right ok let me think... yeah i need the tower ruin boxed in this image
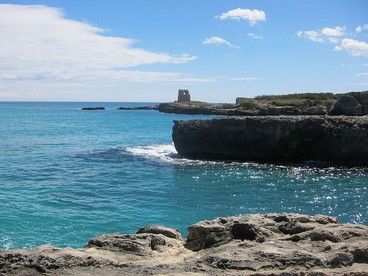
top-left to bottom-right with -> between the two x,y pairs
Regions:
177,89 -> 191,102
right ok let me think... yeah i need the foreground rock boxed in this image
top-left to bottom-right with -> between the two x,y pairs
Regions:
173,115 -> 368,165
1,214 -> 367,275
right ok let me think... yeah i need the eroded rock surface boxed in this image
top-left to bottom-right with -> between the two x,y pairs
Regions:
1,214 -> 367,275
329,95 -> 363,116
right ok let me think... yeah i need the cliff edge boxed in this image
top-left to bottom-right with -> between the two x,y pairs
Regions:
173,116 -> 368,165
1,213 -> 367,275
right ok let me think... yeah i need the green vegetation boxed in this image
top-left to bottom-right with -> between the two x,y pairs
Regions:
235,98 -> 260,110
176,101 -> 213,107
217,103 -> 235,109
236,92 -> 338,111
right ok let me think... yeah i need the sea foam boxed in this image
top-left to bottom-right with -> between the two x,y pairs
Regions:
125,144 -> 180,163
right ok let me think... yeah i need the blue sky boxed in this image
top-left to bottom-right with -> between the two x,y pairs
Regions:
0,0 -> 367,102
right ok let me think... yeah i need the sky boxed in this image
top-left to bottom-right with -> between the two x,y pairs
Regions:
0,0 -> 367,102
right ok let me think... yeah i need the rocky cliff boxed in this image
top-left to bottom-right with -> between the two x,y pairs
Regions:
173,116 -> 368,165
1,213 -> 367,275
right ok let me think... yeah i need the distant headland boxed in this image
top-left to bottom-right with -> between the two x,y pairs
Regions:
92,89 -> 368,116
156,89 -> 368,116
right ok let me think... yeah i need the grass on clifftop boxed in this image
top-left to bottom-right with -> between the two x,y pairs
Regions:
236,92 -> 339,110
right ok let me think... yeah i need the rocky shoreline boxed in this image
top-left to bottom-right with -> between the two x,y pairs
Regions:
1,213 -> 367,275
173,115 -> 368,165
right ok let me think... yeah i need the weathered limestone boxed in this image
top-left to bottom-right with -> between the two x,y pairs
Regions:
1,213 -> 367,275
329,92 -> 368,116
351,92 -> 368,114
186,213 -> 368,272
329,95 -> 363,116
136,225 -> 182,240
172,116 -> 368,165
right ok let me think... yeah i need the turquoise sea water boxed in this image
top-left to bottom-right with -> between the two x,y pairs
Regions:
0,101 -> 367,250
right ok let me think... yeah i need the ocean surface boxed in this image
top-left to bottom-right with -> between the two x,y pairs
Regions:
0,101 -> 367,250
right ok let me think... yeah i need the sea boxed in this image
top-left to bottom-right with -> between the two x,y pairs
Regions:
0,101 -> 367,250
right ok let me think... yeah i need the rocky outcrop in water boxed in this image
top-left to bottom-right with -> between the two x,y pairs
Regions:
156,102 -> 223,115
117,105 -> 158,110
81,107 -> 105,110
1,214 -> 367,275
173,116 -> 368,165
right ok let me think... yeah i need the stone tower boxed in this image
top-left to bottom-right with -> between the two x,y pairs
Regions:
178,89 -> 191,102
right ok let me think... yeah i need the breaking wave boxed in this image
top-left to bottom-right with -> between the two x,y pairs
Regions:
125,144 -> 179,163
124,144 -> 221,166
73,144 -> 187,164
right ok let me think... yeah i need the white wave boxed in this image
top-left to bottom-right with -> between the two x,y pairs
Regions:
1,236 -> 13,251
125,144 -> 179,163
124,143 -> 221,165
124,144 -> 263,167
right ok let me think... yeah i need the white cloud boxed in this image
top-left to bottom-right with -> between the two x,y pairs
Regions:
203,36 -> 240,49
321,27 -> 345,37
231,77 -> 264,81
334,38 -> 368,57
298,25 -> 368,57
357,72 -> 368,77
248,33 -> 263,39
0,4 -> 197,83
356,24 -> 368,33
216,8 -> 266,26
73,70 -> 196,82
297,26 -> 345,43
349,82 -> 368,87
297,30 -> 324,43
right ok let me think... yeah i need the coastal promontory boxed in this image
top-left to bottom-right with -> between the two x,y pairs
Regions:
1,213 -> 367,275
173,115 -> 368,165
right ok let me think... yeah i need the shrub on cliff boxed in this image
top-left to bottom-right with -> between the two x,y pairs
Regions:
255,93 -> 337,109
237,93 -> 337,112
235,98 -> 261,110
217,103 -> 235,109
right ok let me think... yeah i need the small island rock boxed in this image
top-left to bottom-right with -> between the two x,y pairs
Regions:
81,107 -> 105,110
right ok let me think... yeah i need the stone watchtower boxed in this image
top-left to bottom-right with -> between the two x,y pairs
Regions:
177,89 -> 191,102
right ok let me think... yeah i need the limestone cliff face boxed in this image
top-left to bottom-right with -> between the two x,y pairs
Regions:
172,116 -> 368,164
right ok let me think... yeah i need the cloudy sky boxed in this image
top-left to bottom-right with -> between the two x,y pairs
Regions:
0,0 -> 367,102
